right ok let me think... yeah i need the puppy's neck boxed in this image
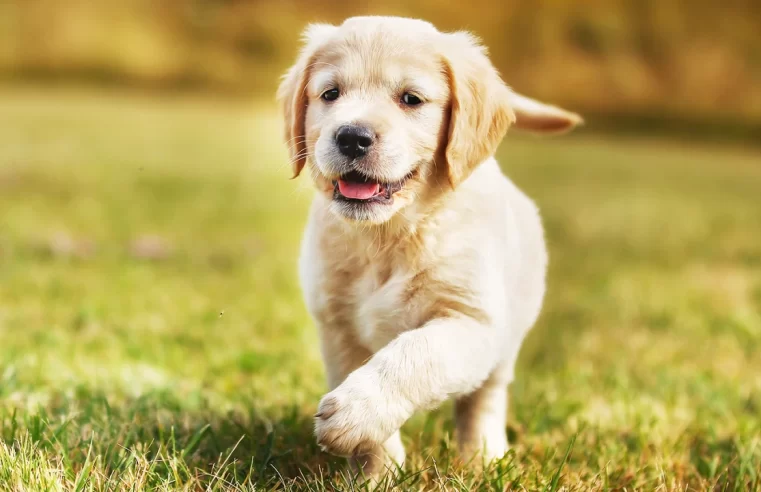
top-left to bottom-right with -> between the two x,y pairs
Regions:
339,212 -> 421,244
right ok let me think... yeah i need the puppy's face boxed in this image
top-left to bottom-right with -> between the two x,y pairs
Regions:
305,21 -> 448,223
279,17 -> 581,224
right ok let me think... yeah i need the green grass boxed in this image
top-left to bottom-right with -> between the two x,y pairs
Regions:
1,84 -> 760,491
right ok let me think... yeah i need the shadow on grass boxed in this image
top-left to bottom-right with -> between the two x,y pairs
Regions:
0,390 -> 542,490
0,389 -> 344,488
3,387 -> 760,490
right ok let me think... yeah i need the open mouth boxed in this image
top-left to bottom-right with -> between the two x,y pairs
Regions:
332,170 -> 408,204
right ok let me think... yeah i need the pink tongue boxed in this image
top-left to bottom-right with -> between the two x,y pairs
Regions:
338,180 -> 380,200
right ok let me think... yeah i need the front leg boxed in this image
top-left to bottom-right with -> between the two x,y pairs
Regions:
316,314 -> 501,457
454,365 -> 511,462
316,326 -> 405,477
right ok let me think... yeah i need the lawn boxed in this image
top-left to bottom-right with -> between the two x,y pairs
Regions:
1,85 -> 760,491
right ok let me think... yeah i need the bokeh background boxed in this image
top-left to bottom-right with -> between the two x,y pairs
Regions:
3,0 -> 761,137
1,1 -> 760,490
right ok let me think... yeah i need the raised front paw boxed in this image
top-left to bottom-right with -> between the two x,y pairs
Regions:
314,371 -> 407,457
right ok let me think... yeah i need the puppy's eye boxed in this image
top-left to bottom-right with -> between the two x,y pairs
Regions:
401,93 -> 422,106
321,88 -> 340,102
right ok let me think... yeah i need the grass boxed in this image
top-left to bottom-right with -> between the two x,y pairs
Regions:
0,84 -> 760,491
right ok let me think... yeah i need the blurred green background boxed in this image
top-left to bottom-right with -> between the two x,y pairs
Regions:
1,2 -> 761,490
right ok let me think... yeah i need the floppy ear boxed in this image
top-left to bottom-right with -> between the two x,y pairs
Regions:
508,92 -> 583,134
442,32 -> 515,187
277,24 -> 337,178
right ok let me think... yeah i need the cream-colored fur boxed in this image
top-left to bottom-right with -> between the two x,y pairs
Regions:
278,16 -> 581,478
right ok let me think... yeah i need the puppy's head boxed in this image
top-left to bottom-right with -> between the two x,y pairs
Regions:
279,16 -> 582,224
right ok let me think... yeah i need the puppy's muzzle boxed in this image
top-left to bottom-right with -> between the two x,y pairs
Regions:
335,124 -> 374,159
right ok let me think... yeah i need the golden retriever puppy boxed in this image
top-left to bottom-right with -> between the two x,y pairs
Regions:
278,16 -> 581,477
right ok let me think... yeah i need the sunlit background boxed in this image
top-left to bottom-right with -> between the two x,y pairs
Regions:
1,1 -> 760,490
3,1 -> 761,133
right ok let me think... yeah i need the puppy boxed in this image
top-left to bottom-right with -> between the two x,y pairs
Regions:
278,16 -> 581,477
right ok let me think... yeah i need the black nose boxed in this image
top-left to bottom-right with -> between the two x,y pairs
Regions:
335,125 -> 374,159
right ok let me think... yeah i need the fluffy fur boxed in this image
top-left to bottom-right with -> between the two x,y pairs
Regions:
278,16 -> 581,478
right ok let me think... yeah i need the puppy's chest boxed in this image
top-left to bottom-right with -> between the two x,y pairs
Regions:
346,269 -> 423,352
